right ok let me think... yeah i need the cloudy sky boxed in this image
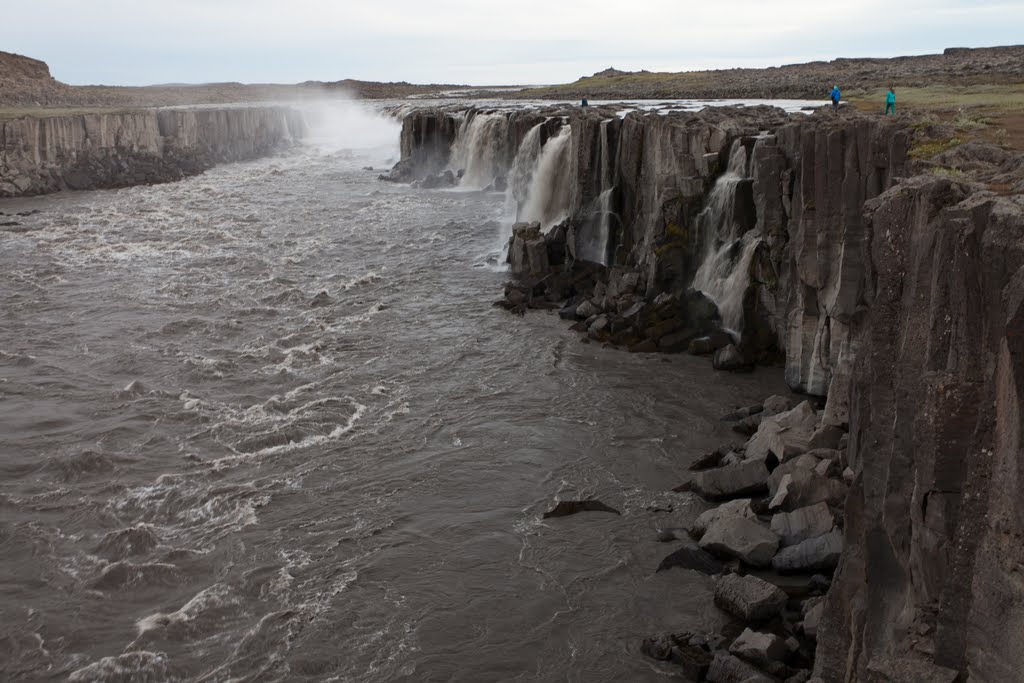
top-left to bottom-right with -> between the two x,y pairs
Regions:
4,0 -> 1022,86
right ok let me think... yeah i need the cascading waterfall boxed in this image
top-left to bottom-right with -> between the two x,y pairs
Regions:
503,122 -> 545,222
691,139 -> 761,333
449,112 -> 509,188
516,125 -> 572,229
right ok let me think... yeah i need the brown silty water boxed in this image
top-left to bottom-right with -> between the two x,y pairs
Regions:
0,103 -> 789,681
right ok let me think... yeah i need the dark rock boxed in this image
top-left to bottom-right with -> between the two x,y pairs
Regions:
706,652 -> 774,683
684,459 -> 770,500
729,628 -> 790,667
691,498 -> 758,538
721,405 -> 765,422
542,500 -> 621,518
688,330 -> 734,355
714,573 -> 788,622
700,516 -> 781,567
656,543 -> 727,575
864,655 -> 958,683
770,503 -> 836,547
713,344 -> 754,372
771,530 -> 843,573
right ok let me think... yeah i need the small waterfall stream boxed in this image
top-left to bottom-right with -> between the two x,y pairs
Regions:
691,139 -> 761,333
577,119 -> 617,266
504,122 -> 545,222
449,112 -> 509,188
515,124 -> 572,229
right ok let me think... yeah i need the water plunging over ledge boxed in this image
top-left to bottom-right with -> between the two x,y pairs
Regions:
691,139 -> 760,334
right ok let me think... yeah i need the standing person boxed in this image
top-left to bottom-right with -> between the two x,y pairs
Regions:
885,86 -> 896,115
830,85 -> 841,112
581,96 -> 589,108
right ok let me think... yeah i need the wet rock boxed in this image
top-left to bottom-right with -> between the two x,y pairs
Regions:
706,652 -> 774,683
772,530 -> 843,573
657,543 -> 727,575
713,344 -> 753,372
730,628 -> 789,667
641,634 -> 714,679
714,573 -> 789,622
657,328 -> 698,352
683,459 -> 770,500
690,498 -> 758,538
627,338 -> 658,353
700,517 -> 780,567
689,445 -> 734,471
542,500 -> 621,518
770,502 -> 835,547
688,330 -> 734,355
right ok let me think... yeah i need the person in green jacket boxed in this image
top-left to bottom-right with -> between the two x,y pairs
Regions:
885,86 -> 896,115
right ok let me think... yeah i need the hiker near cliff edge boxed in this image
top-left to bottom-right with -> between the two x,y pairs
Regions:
830,85 -> 841,112
885,86 -> 896,114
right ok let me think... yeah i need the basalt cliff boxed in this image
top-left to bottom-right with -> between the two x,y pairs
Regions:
0,107 -> 305,198
385,104 -> 1024,681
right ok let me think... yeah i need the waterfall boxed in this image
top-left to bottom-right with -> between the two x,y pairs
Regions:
576,120 -> 617,266
577,188 -> 614,265
516,125 -> 571,229
449,112 -> 509,188
504,122 -> 544,221
691,139 -> 760,333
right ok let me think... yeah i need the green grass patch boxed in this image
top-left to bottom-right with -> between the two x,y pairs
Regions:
909,137 -> 964,159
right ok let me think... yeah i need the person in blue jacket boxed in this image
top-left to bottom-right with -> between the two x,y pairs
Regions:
885,86 -> 896,114
830,85 -> 841,111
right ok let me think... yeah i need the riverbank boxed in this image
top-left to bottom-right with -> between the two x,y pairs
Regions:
387,102 -> 1024,680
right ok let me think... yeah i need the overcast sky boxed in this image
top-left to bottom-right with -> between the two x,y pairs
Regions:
4,0 -> 1022,86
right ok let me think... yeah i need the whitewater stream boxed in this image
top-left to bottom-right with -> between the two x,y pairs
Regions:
0,103 -> 788,682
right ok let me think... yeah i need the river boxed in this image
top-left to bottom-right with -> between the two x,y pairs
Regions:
0,102 -> 788,682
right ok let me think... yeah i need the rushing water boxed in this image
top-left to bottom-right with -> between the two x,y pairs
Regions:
0,105 -> 788,682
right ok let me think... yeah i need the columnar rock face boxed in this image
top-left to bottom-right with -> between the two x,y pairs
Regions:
0,106 -> 305,197
814,176 -> 1024,682
391,106 -> 1024,680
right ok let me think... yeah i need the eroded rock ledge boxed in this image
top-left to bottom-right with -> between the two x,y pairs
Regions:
389,104 -> 1024,681
0,106 -> 306,197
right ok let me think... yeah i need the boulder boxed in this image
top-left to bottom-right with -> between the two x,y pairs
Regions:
808,423 -> 844,451
713,344 -> 753,372
575,299 -> 598,319
770,503 -> 835,547
688,330 -> 734,355
700,517 -> 780,567
767,454 -> 821,497
657,544 -> 727,575
768,470 -> 848,511
715,574 -> 789,622
729,628 -> 789,667
542,500 -> 620,518
690,498 -> 758,538
763,395 -> 795,416
685,459 -> 770,500
771,530 -> 843,573
707,653 -> 774,683
745,401 -> 819,464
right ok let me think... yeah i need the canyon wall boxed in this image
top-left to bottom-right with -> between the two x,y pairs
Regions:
391,105 -> 1024,681
0,106 -> 306,197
